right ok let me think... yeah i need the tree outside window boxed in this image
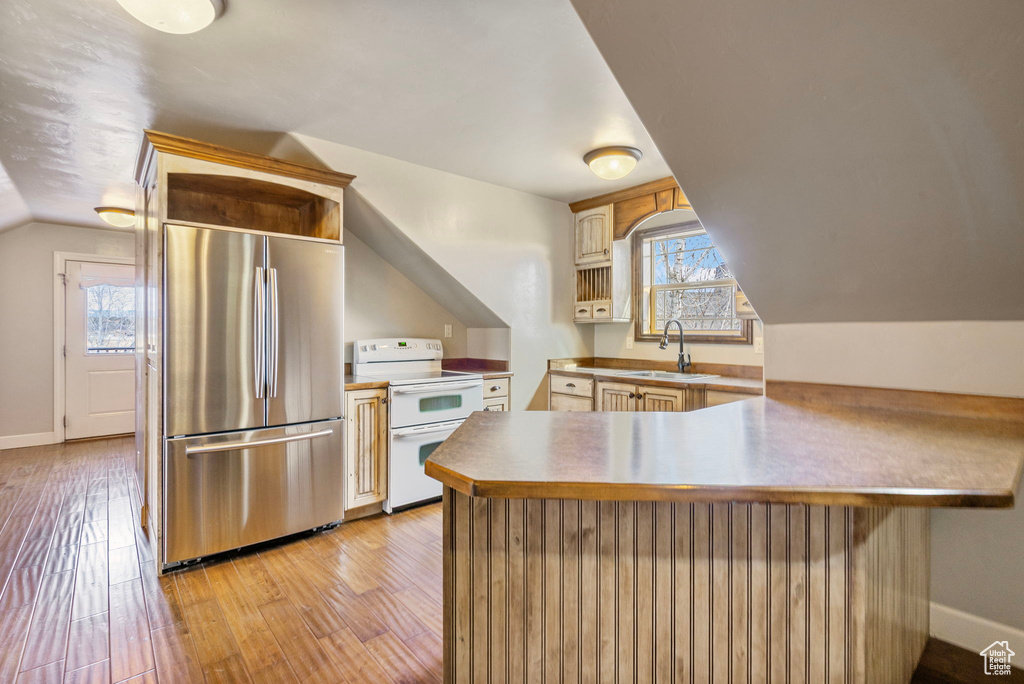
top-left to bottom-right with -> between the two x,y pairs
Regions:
85,283 -> 135,353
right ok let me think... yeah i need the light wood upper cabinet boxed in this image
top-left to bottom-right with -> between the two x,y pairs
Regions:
572,203 -> 632,323
574,205 -> 613,266
345,388 -> 388,511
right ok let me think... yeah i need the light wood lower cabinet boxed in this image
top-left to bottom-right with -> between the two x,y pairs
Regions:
550,393 -> 593,411
595,381 -> 638,411
483,397 -> 508,412
551,373 -> 743,413
639,385 -> 685,412
482,376 -> 511,411
706,389 -> 754,407
596,381 -> 698,412
345,388 -> 388,511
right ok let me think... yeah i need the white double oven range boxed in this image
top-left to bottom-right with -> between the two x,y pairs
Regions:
353,338 -> 483,512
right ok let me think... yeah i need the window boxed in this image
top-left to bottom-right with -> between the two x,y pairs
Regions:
84,280 -> 135,354
633,221 -> 752,344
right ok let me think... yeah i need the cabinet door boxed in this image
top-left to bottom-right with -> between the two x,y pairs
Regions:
638,385 -> 684,412
550,393 -> 593,412
574,205 -> 613,265
483,397 -> 508,412
706,390 -> 753,408
596,381 -> 637,411
345,388 -> 388,511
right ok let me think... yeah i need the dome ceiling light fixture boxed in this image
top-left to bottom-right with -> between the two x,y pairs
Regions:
115,0 -> 223,34
583,146 -> 643,180
95,207 -> 136,228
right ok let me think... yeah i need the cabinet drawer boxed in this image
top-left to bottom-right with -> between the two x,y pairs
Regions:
591,300 -> 613,319
550,375 -> 593,397
484,378 -> 509,398
550,393 -> 593,411
483,397 -> 508,412
574,303 -> 592,320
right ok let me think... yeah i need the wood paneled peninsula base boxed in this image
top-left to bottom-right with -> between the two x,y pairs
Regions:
425,403 -> 1024,683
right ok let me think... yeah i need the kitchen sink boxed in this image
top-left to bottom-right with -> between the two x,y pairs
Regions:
616,370 -> 717,380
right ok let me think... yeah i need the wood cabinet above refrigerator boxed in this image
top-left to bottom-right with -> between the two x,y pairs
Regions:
133,130 -> 355,574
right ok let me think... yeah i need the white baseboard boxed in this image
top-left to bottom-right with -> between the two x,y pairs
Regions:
0,431 -> 59,451
931,602 -> 1024,653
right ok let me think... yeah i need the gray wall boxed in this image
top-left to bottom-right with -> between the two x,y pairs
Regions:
569,0 -> 1024,325
0,222 -> 134,439
344,229 -> 470,361
569,0 -> 1024,632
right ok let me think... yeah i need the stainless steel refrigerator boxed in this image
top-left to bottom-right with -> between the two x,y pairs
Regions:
162,225 -> 344,566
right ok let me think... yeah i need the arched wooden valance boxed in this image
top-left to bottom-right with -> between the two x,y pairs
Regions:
567,177 -> 691,240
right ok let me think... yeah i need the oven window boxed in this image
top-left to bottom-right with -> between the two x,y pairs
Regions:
419,441 -> 443,466
419,395 -> 463,412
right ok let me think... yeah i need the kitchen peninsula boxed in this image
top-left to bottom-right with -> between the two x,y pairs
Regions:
425,397 -> 1024,683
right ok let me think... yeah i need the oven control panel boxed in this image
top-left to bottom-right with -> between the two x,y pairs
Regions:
352,338 -> 444,364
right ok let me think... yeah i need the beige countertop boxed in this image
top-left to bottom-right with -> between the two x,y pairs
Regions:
346,369 -> 511,391
344,374 -> 390,391
550,366 -> 763,395
467,369 -> 514,380
425,398 -> 1024,508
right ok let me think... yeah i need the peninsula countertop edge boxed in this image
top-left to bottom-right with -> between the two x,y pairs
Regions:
424,398 -> 1024,508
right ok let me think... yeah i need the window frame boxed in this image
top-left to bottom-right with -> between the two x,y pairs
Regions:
632,221 -> 753,345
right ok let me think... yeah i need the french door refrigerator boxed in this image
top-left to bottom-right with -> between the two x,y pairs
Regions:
162,224 -> 344,566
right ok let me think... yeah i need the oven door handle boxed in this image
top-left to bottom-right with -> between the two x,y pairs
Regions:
393,423 -> 462,438
392,381 -> 483,395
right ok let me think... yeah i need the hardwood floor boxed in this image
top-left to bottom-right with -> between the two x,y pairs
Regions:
0,437 -> 1017,683
0,437 -> 443,683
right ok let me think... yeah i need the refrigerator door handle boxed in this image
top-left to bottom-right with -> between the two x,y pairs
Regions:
268,267 -> 280,397
254,266 -> 266,399
184,428 -> 334,455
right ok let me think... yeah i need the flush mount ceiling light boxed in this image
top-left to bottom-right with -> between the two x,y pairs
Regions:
115,0 -> 223,34
583,146 -> 643,180
95,207 -> 136,228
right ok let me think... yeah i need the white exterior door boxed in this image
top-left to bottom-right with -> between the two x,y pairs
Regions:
65,261 -> 136,439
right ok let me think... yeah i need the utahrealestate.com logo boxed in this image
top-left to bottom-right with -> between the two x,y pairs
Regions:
980,641 -> 1015,676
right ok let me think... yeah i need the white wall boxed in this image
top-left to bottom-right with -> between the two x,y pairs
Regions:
467,328 -> 511,362
344,230 -> 468,362
765,321 -> 1024,631
294,134 -> 594,409
0,222 -> 134,442
765,322 -> 1024,397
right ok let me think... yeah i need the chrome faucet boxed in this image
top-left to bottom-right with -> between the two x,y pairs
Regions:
659,319 -> 691,374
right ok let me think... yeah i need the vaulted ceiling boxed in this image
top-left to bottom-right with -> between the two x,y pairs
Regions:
570,0 -> 1024,323
0,0 -> 671,232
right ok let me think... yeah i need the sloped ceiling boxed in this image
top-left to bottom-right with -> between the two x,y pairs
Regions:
569,0 -> 1024,323
0,0 -> 671,231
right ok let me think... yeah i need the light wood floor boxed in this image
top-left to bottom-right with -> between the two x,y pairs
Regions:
0,437 -> 444,683
2,437 -> 1015,684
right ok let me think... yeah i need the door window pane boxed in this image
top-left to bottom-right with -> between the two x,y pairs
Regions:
85,283 -> 135,354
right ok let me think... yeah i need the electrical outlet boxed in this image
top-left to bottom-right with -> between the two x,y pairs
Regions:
625,336 -> 634,350
754,337 -> 764,354
444,324 -> 452,338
